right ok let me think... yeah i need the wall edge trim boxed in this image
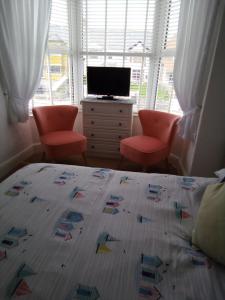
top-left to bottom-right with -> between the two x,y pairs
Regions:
0,143 -> 41,181
170,153 -> 187,176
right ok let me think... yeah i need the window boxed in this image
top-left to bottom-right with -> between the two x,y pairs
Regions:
50,65 -> 61,73
32,0 -> 72,108
132,69 -> 141,80
81,0 -> 181,113
32,0 -> 181,115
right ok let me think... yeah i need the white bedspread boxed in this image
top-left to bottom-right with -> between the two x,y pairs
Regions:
0,163 -> 224,300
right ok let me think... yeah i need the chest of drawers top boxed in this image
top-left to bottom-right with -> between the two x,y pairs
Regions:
81,98 -> 135,116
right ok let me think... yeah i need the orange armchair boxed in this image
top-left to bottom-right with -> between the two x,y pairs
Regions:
32,105 -> 87,163
120,109 -> 180,171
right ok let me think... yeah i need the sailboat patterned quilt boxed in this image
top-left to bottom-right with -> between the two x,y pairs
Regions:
0,163 -> 224,300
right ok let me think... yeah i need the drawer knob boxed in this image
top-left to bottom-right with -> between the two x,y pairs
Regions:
91,108 -> 94,112
119,109 -> 123,113
118,122 -> 122,126
91,121 -> 95,125
118,135 -> 122,139
91,133 -> 95,137
91,145 -> 95,149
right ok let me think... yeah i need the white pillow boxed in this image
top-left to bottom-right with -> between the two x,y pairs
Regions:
214,168 -> 225,182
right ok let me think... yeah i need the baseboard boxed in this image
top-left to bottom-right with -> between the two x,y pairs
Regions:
0,143 -> 42,181
32,142 -> 42,155
0,144 -> 186,181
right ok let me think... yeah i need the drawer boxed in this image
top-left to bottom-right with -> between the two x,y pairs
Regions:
83,117 -> 131,130
87,140 -> 121,154
83,102 -> 132,116
84,129 -> 130,142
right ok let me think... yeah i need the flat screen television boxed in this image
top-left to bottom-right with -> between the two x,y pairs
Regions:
87,66 -> 131,100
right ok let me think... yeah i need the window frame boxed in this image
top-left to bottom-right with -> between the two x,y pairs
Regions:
77,0 -> 180,112
32,0 -> 181,115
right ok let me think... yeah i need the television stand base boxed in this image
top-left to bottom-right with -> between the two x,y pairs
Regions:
98,95 -> 115,100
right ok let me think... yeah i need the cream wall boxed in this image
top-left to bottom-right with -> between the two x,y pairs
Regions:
1,11 -> 225,179
178,10 -> 225,177
0,90 -> 223,181
188,10 -> 225,176
0,87 -> 34,177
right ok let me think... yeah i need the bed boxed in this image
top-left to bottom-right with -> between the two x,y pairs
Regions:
0,163 -> 224,299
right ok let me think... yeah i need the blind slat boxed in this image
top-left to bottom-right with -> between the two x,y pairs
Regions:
49,0 -> 70,50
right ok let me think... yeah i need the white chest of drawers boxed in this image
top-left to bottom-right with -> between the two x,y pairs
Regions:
81,98 -> 135,158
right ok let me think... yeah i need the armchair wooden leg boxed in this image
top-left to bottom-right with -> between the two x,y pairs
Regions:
142,166 -> 148,172
165,158 -> 170,172
41,151 -> 46,162
82,153 -> 87,166
118,155 -> 124,170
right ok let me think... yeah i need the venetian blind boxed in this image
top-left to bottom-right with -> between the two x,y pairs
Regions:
48,0 -> 70,51
81,0 -> 181,113
155,0 -> 180,112
32,0 -> 73,107
82,0 -> 158,55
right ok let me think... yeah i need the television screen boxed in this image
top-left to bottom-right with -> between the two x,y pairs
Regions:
87,66 -> 131,99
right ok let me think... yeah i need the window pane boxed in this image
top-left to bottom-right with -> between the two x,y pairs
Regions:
107,0 -> 126,52
164,0 -> 180,50
81,0 -> 181,114
33,53 -> 72,107
83,55 -> 149,107
126,1 -> 147,52
82,0 -> 157,54
32,56 -> 51,107
50,54 -> 71,105
49,0 -> 69,50
87,55 -> 105,67
145,1 -> 156,53
155,56 -> 182,114
84,0 -> 106,52
32,0 -> 181,114
105,56 -> 123,67
32,0 -> 71,108
125,56 -> 150,109
83,55 -> 105,96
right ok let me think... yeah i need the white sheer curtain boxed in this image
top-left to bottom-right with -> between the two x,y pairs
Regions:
0,0 -> 52,123
174,0 -> 225,140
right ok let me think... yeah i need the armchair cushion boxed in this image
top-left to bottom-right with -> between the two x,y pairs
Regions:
41,131 -> 86,146
33,106 -> 87,160
119,109 -> 180,168
41,131 -> 86,159
120,135 -> 168,166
